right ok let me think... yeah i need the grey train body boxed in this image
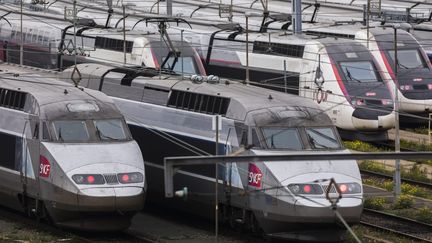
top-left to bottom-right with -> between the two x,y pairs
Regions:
0,64 -> 146,231
55,63 -> 363,241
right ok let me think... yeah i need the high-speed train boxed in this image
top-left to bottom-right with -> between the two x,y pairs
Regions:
168,27 -> 396,140
55,62 -> 362,241
0,11 -> 206,75
293,23 -> 432,117
0,63 -> 146,231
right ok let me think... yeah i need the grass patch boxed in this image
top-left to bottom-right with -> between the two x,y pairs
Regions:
363,177 -> 432,200
400,139 -> 432,151
343,140 -> 384,152
359,160 -> 391,175
364,198 -> 387,210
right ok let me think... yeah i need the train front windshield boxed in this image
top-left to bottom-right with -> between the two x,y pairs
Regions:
51,119 -> 129,142
162,56 -> 198,75
262,128 -> 303,149
260,127 -> 342,150
388,49 -> 427,69
340,61 -> 380,83
305,127 -> 341,149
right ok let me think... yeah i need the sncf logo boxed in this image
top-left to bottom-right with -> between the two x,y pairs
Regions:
39,156 -> 51,178
248,163 -> 263,188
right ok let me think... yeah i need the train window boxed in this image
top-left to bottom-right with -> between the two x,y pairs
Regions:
388,49 -> 427,69
42,122 -> 50,140
261,127 -> 303,150
94,119 -> 128,141
305,127 -> 340,149
251,128 -> 260,148
339,61 -> 379,83
0,132 -> 16,170
52,120 -> 89,142
162,56 -> 198,75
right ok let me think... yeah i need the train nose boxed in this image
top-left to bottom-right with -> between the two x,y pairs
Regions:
352,109 -> 395,131
78,187 -> 145,211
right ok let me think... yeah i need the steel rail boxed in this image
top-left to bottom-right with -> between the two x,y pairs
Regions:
361,208 -> 432,242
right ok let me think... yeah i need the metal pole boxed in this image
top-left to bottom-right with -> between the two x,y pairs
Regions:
181,30 -> 184,80
366,0 -> 370,48
292,0 -> 302,34
123,4 -> 126,65
245,16 -> 249,84
20,0 -> 23,65
284,60 -> 287,93
215,115 -> 219,243
73,0 -> 77,68
159,27 -> 162,79
394,27 -> 401,198
167,0 -> 172,16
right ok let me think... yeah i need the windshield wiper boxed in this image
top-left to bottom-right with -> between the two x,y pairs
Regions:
96,126 -> 118,141
58,127 -> 64,141
345,68 -> 362,83
270,134 -> 276,149
398,62 -> 411,69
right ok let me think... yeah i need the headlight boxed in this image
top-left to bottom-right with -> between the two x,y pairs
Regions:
72,174 -> 105,185
118,172 -> 143,184
338,182 -> 362,194
288,183 -> 323,195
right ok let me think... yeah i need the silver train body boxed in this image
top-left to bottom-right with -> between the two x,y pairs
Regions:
0,63 -> 146,231
55,63 -> 363,241
0,10 -> 206,75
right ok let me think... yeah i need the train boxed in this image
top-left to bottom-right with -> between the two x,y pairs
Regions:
0,63 -> 146,231
167,26 -> 396,140
0,10 -> 206,75
295,23 -> 432,118
54,62 -> 362,241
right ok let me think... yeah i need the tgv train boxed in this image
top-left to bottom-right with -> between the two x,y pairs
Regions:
0,12 -> 206,75
0,63 -> 145,231
56,63 -> 363,241
297,23 -> 432,116
166,26 -> 396,140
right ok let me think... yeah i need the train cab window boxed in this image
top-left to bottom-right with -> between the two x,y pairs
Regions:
340,61 -> 380,83
93,119 -> 128,141
52,120 -> 89,142
305,127 -> 341,149
162,56 -> 198,75
42,122 -> 50,140
261,127 -> 303,150
388,49 -> 427,69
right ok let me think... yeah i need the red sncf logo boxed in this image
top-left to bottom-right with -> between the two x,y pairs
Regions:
39,156 -> 51,178
248,163 -> 263,188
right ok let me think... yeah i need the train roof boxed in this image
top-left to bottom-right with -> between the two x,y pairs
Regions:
61,63 -> 332,126
0,63 -> 121,120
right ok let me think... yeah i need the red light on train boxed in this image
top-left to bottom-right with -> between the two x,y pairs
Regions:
87,175 -> 95,184
121,174 -> 130,183
339,184 -> 348,193
303,185 -> 311,193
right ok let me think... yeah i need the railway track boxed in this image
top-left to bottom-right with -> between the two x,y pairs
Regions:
0,205 -> 147,243
361,208 -> 432,242
361,169 -> 432,189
